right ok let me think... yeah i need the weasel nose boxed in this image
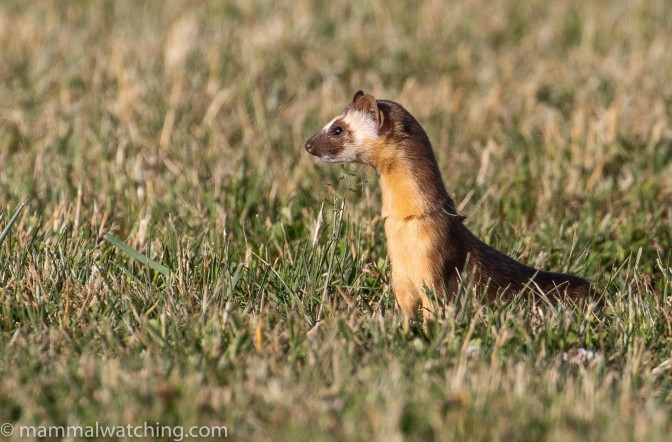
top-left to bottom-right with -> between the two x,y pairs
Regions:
304,140 -> 315,154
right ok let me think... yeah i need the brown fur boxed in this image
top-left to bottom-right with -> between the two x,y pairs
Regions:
305,91 -> 594,320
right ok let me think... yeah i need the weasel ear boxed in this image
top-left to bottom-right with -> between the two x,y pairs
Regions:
352,91 -> 383,129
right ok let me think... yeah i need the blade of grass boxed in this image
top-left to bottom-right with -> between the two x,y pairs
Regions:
0,201 -> 26,247
103,232 -> 170,276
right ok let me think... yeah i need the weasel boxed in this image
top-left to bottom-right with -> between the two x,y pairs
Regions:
305,90 -> 593,320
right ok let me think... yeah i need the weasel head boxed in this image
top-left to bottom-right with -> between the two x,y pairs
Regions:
304,90 -> 390,165
305,90 -> 452,218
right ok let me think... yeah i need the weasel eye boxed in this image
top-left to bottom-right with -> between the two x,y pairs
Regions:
331,126 -> 343,136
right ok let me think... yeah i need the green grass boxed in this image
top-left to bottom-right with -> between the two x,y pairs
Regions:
1,0 -> 672,440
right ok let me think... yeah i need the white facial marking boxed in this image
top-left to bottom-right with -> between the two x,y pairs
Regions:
321,115 -> 341,133
320,151 -> 358,163
342,110 -> 378,144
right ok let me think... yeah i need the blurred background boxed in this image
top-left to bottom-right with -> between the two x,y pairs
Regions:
2,1 -> 672,438
2,1 -> 671,263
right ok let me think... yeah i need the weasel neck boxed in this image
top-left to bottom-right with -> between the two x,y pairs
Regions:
377,155 -> 453,220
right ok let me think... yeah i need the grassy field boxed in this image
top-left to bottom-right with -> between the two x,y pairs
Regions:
1,0 -> 672,440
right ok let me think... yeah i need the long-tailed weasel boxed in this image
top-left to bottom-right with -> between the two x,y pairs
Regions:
305,90 -> 593,320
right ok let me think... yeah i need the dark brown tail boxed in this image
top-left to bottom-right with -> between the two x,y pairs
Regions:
458,225 -> 594,302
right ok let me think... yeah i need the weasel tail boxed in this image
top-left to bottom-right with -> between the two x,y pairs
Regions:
305,91 -> 594,321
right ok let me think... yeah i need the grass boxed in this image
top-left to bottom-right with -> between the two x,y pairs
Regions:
1,0 -> 672,440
